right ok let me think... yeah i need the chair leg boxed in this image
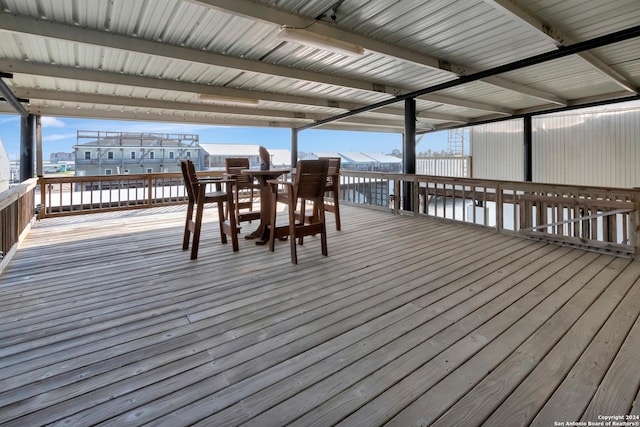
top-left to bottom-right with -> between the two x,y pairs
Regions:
333,189 -> 341,231
183,199 -> 194,250
269,191 -> 278,252
234,187 -> 241,227
288,201 -> 298,264
319,204 -> 328,256
217,199 -> 228,244
298,199 -> 306,246
227,196 -> 239,252
191,201 -> 204,260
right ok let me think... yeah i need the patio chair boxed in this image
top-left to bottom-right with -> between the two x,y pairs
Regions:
268,159 -> 329,264
225,157 -> 260,226
319,156 -> 342,231
181,160 -> 239,259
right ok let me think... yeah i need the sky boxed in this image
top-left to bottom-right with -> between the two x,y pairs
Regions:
0,113 -> 450,160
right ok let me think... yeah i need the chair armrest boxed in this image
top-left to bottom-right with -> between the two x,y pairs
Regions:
267,179 -> 291,186
268,179 -> 293,197
199,177 -> 235,184
197,177 -> 234,192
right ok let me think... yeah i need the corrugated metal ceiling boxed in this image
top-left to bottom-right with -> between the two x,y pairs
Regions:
0,0 -> 638,134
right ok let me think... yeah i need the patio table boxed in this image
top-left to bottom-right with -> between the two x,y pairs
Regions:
240,168 -> 290,244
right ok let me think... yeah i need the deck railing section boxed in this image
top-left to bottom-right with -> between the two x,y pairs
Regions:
340,171 -> 640,257
0,178 -> 38,271
31,171 -> 640,257
38,171 -> 224,218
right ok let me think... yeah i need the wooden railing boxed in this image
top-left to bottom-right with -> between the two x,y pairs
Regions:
38,171 -> 224,218
0,178 -> 38,272
340,171 -> 640,258
31,171 -> 640,258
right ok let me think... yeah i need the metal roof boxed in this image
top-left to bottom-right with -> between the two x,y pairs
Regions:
199,143 -> 260,156
0,0 -> 638,134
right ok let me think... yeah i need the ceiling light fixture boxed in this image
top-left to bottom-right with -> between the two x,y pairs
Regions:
277,27 -> 365,58
198,93 -> 259,105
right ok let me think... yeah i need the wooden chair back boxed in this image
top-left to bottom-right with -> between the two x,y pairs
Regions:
181,158 -> 199,202
318,157 -> 342,230
293,159 -> 329,201
320,157 -> 341,180
225,157 -> 253,188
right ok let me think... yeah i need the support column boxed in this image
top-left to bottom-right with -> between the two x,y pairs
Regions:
403,98 -> 416,211
524,114 -> 532,182
36,115 -> 43,177
20,114 -> 35,182
291,128 -> 299,167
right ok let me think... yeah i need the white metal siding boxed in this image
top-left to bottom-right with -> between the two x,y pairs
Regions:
471,120 -> 524,181
471,104 -> 640,187
534,106 -> 640,187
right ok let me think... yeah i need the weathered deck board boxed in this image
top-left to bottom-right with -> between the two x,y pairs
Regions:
0,205 -> 639,426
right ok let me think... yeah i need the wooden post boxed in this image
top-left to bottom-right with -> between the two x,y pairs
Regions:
413,176 -> 419,217
496,184 -> 503,233
147,175 -> 153,207
39,177 -> 46,219
394,179 -> 401,214
630,198 -> 640,257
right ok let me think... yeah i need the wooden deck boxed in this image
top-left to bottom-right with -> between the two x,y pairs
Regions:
1,204 -> 640,426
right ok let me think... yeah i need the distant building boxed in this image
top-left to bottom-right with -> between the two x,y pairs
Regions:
199,144 -> 291,170
50,152 -> 74,162
74,131 -> 200,176
306,151 -> 401,172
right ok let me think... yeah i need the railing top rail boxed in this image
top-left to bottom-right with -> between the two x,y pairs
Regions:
39,171 -> 224,184
340,171 -> 640,197
0,178 -> 38,211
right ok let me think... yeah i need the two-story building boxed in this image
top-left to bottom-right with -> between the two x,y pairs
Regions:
74,131 -> 200,176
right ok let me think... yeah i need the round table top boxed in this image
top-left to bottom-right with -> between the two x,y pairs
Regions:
240,168 -> 290,176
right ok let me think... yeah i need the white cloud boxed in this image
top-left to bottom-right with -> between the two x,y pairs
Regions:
43,132 -> 76,142
41,117 -> 66,128
0,115 -> 19,124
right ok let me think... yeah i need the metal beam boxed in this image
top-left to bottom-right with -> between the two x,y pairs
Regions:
485,0 -> 638,94
190,0 -> 569,105
14,88 -> 326,121
419,93 -> 513,115
298,25 -> 640,131
425,94 -> 640,134
24,103 -> 416,133
0,75 -> 28,117
0,13 -> 410,99
0,58 -> 359,110
0,12 -> 521,116
5,60 -> 469,126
